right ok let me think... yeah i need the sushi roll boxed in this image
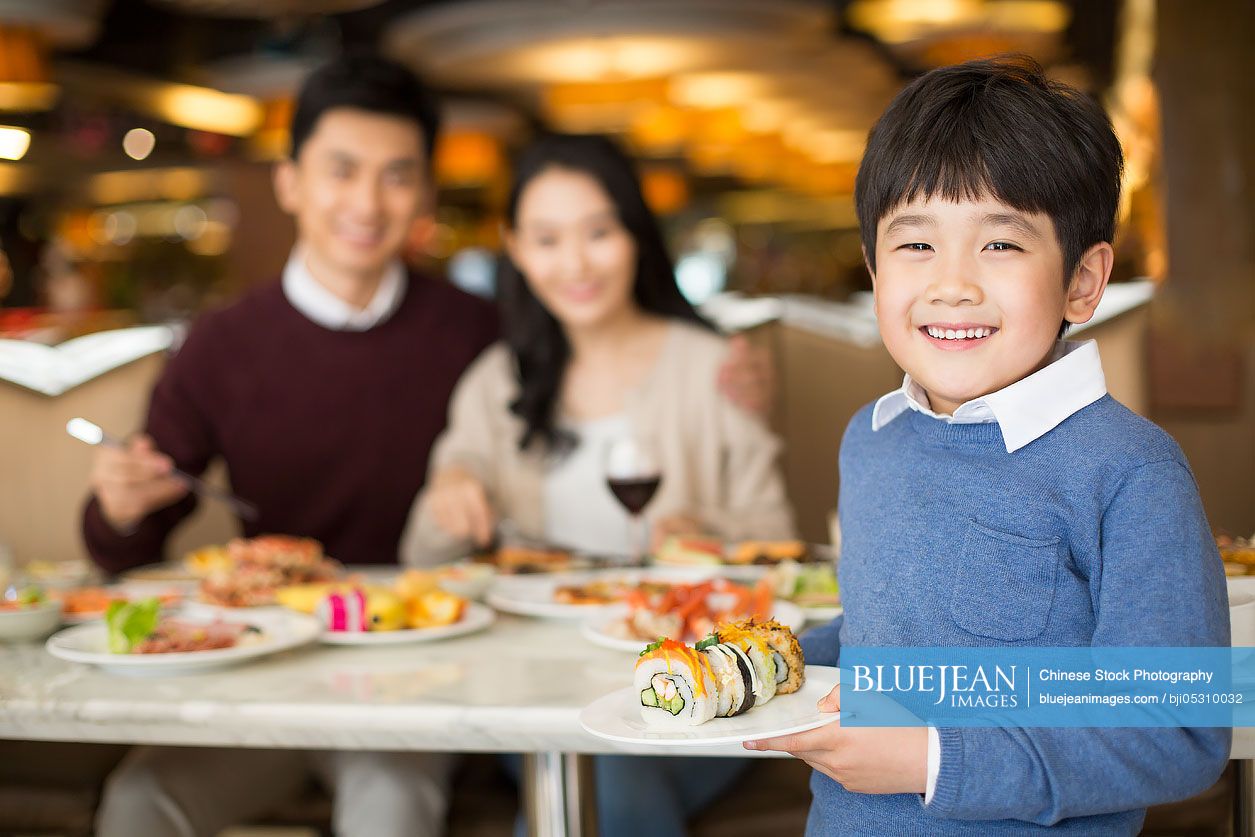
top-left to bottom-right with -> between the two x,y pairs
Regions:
712,622 -> 778,705
634,639 -> 718,727
697,635 -> 756,717
729,618 -> 806,695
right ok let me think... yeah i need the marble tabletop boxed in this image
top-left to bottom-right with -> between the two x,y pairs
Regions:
6,609 -> 1251,761
0,613 -> 789,757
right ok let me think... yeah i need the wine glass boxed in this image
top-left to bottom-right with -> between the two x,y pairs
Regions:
603,437 -> 662,566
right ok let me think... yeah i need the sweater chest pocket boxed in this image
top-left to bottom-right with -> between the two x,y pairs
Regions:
950,520 -> 1061,642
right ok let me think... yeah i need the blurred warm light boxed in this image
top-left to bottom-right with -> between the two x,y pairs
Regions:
0,25 -> 58,112
670,72 -> 769,110
692,109 -> 746,146
152,84 -> 263,136
629,105 -> 689,155
187,220 -> 232,256
0,126 -> 30,161
523,38 -> 697,83
799,129 -> 866,165
174,204 -> 208,240
640,168 -> 689,215
434,131 -> 503,187
88,168 -> 209,205
0,82 -> 57,110
543,79 -> 668,133
251,97 -> 293,160
741,99 -> 798,135
687,143 -> 737,177
847,0 -> 1068,44
0,162 -> 31,195
123,128 -> 156,161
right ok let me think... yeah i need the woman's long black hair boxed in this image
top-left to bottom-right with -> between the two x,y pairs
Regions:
498,133 -> 712,454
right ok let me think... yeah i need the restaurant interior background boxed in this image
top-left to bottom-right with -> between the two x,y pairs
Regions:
0,0 -> 1251,570
0,0 -> 1251,834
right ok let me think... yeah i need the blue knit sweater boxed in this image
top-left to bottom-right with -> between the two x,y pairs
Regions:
801,395 -> 1230,835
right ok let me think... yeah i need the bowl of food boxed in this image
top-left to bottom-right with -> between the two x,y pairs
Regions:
0,586 -> 63,641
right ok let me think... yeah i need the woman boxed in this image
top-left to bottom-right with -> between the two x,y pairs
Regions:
401,134 -> 795,837
403,134 -> 793,560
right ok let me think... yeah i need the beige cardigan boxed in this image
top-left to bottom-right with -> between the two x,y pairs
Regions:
400,322 -> 796,564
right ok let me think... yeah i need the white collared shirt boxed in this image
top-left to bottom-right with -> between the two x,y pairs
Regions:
871,340 -> 1108,453
281,247 -> 407,332
873,340 -> 1108,803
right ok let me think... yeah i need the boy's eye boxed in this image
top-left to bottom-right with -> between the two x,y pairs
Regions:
984,241 -> 1022,252
899,242 -> 932,252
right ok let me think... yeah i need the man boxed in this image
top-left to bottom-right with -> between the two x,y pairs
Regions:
87,53 -> 771,837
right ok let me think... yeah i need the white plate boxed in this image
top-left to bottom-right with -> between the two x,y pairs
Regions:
581,600 -> 808,653
319,602 -> 495,645
581,665 -> 840,745
487,566 -> 766,620
45,608 -> 320,676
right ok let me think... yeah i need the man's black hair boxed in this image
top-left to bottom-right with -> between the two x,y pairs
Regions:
855,55 -> 1123,283
289,52 -> 441,163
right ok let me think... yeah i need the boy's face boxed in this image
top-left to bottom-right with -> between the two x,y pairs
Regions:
275,107 -> 429,283
871,195 -> 1098,415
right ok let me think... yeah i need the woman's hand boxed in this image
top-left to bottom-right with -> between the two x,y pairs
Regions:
427,466 -> 496,547
745,686 -> 929,795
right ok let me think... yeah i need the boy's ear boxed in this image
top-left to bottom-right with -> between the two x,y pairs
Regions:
1063,242 -> 1113,326
273,159 -> 298,215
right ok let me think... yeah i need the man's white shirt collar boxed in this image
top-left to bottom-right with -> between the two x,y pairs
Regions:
871,340 -> 1108,453
281,247 -> 406,332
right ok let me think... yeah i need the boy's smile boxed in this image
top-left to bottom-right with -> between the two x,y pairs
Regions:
871,195 -> 1106,415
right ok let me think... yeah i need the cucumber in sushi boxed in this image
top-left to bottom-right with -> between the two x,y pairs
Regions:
633,639 -> 717,726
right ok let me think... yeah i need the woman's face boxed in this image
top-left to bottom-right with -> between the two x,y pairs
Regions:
506,167 -> 638,331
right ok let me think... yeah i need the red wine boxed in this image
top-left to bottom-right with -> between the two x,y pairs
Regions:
607,475 -> 661,515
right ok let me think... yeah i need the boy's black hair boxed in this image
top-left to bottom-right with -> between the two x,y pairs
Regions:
289,52 -> 441,163
855,56 -> 1123,283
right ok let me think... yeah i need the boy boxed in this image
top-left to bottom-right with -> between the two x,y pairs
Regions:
749,57 -> 1230,834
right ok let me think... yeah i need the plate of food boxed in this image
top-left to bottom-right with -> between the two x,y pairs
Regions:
195,535 -> 342,608
275,571 -> 493,645
580,619 -> 839,745
45,599 -> 319,675
764,561 -> 841,622
55,585 -> 186,625
474,545 -> 587,575
581,580 -> 806,653
652,538 -> 829,568
486,566 -> 762,620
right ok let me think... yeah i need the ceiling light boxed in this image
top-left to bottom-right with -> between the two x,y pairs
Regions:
123,128 -> 156,161
0,127 -> 31,161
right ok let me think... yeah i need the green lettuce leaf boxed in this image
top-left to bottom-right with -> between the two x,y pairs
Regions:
106,598 -> 161,654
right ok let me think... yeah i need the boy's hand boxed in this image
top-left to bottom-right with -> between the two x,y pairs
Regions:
745,685 -> 929,795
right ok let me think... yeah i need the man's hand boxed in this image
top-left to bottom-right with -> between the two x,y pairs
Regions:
717,334 -> 776,417
745,685 -> 928,795
427,466 -> 496,547
90,435 -> 188,533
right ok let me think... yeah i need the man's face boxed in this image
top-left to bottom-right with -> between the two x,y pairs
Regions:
871,195 -> 1076,415
275,108 -> 428,281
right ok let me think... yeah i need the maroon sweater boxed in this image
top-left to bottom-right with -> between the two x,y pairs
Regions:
83,273 -> 498,572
